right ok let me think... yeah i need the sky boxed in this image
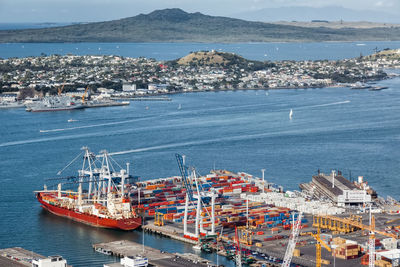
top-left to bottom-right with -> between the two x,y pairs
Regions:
0,0 -> 399,23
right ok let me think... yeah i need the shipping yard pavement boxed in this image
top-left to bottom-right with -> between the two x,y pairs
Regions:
94,240 -> 211,267
143,218 -> 318,266
142,212 -> 400,267
0,247 -> 57,267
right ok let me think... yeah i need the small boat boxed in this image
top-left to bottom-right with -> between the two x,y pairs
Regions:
145,106 -> 149,110
0,101 -> 25,109
178,104 -> 182,110
350,82 -> 372,90
67,119 -> 77,122
95,247 -> 112,255
289,109 -> 293,120
369,86 -> 388,91
193,244 -> 202,251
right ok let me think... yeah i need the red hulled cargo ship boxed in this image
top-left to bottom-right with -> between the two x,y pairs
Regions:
35,147 -> 141,231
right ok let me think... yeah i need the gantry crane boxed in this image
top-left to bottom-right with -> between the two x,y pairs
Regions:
176,154 -> 216,240
154,212 -> 164,226
369,211 -> 375,267
313,213 -> 397,267
312,214 -> 397,240
238,226 -> 252,246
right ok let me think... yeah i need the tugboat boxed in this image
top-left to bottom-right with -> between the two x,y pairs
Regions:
35,147 -> 141,230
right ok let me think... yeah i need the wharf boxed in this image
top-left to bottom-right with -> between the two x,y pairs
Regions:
112,97 -> 172,101
0,247 -> 45,266
83,101 -> 129,108
94,240 -> 210,267
143,222 -> 198,245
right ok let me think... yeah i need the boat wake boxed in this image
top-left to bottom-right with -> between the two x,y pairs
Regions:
39,117 -> 152,133
108,130 -> 301,156
298,100 -> 350,109
38,100 -> 350,133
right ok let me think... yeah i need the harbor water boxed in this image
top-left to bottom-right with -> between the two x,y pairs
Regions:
1,41 -> 400,61
1,79 -> 400,266
0,42 -> 400,266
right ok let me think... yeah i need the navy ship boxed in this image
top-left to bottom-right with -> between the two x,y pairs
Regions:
26,96 -> 84,112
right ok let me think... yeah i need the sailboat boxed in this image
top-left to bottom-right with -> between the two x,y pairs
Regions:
178,104 -> 182,110
289,109 -> 293,120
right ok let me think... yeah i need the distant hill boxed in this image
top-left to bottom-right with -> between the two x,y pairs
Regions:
232,6 -> 400,23
174,51 -> 249,66
366,48 -> 400,60
1,8 -> 400,43
169,50 -> 267,70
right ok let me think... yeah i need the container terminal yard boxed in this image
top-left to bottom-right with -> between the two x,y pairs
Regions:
31,149 -> 400,267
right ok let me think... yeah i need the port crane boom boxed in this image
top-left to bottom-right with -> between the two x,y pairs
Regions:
235,226 -> 242,267
305,227 -> 331,267
82,86 -> 89,104
282,212 -> 303,267
314,213 -> 398,267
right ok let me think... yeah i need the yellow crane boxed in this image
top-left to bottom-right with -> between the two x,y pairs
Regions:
237,226 -> 252,246
314,214 -> 397,267
57,83 -> 65,96
154,212 -> 164,226
82,86 -> 89,104
313,215 -> 397,239
305,227 -> 331,267
385,217 -> 400,225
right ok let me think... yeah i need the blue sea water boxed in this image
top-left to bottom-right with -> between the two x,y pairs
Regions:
0,42 -> 400,266
0,23 -> 73,30
1,79 -> 400,266
1,41 -> 400,61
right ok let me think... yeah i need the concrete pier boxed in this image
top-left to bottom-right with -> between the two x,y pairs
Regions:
111,97 -> 172,101
0,247 -> 69,267
0,247 -> 46,266
93,240 -> 210,267
143,223 -> 198,245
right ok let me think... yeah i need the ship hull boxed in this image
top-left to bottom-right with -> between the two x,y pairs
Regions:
37,193 -> 141,231
29,106 -> 84,112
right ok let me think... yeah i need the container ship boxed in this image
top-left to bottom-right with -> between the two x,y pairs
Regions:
35,147 -> 141,230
